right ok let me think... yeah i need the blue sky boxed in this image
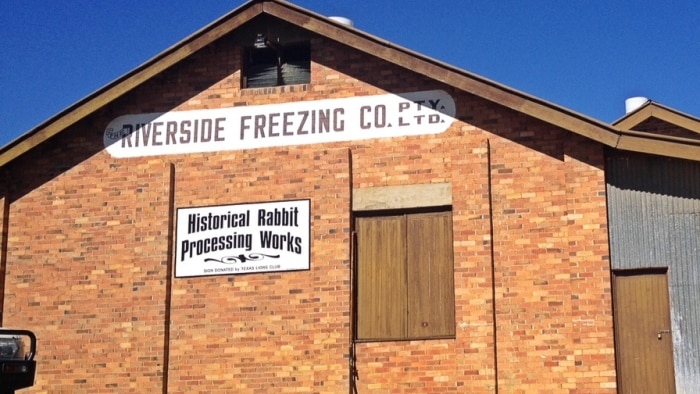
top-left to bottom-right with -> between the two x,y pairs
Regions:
2,0 -> 700,148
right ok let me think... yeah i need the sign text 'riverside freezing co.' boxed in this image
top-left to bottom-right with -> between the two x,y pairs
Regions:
175,200 -> 310,278
103,90 -> 456,158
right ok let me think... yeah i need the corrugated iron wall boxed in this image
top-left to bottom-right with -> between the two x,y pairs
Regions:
606,151 -> 700,393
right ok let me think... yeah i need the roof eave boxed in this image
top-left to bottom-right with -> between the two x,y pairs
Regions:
2,0 -> 699,168
617,129 -> 700,161
0,1 -> 265,167
262,1 -> 623,146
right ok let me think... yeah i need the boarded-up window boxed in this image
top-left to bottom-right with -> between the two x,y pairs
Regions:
243,42 -> 310,88
355,211 -> 455,341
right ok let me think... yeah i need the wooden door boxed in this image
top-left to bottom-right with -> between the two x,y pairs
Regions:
613,270 -> 676,393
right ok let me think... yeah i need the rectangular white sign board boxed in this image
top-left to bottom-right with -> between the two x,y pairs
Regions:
175,199 -> 310,277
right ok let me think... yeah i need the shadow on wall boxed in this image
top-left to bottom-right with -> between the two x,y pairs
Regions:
606,150 -> 700,200
312,35 -> 605,171
2,31 -> 242,203
4,17 -> 611,202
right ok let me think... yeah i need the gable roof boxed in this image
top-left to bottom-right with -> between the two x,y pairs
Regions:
615,100 -> 700,138
2,0 -> 700,167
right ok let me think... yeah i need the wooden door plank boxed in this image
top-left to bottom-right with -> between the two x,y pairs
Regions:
356,216 -> 406,340
406,212 -> 455,338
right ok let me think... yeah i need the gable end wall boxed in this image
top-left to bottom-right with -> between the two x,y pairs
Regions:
1,29 -> 615,393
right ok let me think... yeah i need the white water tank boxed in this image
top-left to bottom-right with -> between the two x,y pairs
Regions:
328,16 -> 354,27
625,97 -> 649,114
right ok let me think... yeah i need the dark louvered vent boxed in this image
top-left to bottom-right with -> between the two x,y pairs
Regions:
245,42 -> 310,88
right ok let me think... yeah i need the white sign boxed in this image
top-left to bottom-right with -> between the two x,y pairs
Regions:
104,90 -> 455,158
175,200 -> 310,278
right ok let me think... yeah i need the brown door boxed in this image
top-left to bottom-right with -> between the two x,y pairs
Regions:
613,270 -> 676,394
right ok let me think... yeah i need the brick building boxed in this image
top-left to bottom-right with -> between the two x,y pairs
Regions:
1,1 -> 699,392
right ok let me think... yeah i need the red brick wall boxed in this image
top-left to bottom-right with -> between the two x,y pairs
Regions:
164,146 -> 351,393
0,31 -> 616,393
487,118 -> 615,392
632,117 -> 700,140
